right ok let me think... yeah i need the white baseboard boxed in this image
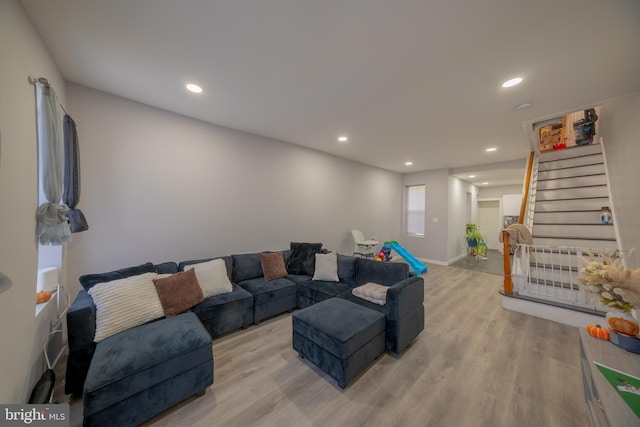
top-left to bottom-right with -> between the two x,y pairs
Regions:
446,253 -> 468,265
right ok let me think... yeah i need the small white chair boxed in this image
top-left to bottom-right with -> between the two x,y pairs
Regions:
351,230 -> 379,258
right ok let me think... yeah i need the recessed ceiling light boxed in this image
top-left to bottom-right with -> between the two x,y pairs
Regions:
468,175 -> 476,178
186,83 -> 203,93
404,161 -> 413,166
338,136 -> 348,142
482,182 -> 489,185
502,77 -> 523,88
486,147 -> 497,152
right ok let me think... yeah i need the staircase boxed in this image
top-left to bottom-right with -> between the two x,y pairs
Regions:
531,143 -> 617,251
508,143 -> 621,319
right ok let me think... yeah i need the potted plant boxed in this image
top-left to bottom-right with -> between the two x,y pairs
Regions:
465,223 -> 485,248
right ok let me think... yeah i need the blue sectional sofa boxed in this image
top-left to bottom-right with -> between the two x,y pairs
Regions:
66,246 -> 425,424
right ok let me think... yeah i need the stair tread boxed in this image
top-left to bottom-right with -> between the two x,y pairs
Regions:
533,235 -> 616,241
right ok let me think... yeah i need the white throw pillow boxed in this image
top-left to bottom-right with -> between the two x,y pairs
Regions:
88,272 -> 164,342
313,252 -> 339,282
184,258 -> 233,298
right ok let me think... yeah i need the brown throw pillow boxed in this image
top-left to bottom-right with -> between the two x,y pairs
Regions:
261,252 -> 288,281
153,269 -> 204,318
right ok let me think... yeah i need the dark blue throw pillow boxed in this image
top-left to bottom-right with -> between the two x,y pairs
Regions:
287,242 -> 322,276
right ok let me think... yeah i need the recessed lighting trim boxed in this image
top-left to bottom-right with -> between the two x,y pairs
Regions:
404,161 -> 413,166
482,182 -> 489,185
502,77 -> 523,88
338,136 -> 348,142
515,102 -> 532,110
468,175 -> 476,178
186,83 -> 203,93
486,147 -> 497,152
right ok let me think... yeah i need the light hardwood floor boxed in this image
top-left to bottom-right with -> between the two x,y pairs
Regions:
57,264 -> 589,427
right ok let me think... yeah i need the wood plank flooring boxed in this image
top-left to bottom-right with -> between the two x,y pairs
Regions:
56,264 -> 589,426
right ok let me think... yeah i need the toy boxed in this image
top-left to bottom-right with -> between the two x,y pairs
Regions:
375,246 -> 392,262
586,324 -> 610,341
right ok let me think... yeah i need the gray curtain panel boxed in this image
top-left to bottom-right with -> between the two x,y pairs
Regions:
35,83 -> 71,245
63,114 -> 89,232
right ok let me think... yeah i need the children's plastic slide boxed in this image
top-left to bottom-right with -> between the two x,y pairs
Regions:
385,241 -> 428,275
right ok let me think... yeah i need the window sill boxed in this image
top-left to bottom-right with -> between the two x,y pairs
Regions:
35,290 -> 58,317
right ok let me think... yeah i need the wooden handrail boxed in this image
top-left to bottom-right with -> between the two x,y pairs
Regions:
518,151 -> 535,224
502,230 -> 513,294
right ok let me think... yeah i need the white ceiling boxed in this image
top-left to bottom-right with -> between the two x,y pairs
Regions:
20,0 -> 640,186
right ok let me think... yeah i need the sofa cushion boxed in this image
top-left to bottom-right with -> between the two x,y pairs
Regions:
80,262 -> 155,291
298,280 -> 353,303
232,253 -> 264,282
287,242 -> 322,275
154,262 -> 178,275
178,256 -> 233,280
313,252 -> 339,282
87,272 -> 164,342
238,277 -> 297,305
153,269 -> 204,317
260,252 -> 288,281
287,274 -> 313,284
191,283 -> 253,320
356,258 -> 409,286
183,258 -> 233,298
337,254 -> 358,285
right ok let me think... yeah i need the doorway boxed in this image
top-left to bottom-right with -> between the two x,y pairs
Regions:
478,199 -> 500,250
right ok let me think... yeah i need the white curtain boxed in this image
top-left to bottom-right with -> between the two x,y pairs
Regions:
35,82 -> 71,245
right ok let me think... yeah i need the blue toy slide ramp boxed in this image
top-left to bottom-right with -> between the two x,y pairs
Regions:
386,241 -> 428,275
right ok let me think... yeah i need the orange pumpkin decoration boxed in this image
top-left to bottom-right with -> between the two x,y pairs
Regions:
36,290 -> 53,304
586,324 -> 610,341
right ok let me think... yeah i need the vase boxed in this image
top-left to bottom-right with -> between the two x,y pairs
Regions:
606,310 -> 639,337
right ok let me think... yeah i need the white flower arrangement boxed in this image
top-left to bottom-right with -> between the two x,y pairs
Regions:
578,249 -> 640,312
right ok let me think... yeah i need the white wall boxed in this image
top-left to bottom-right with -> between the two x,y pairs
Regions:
477,184 -> 522,200
64,84 -> 402,294
401,169 -> 449,263
0,0 -> 67,403
598,94 -> 640,255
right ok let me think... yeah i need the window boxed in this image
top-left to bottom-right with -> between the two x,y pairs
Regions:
406,185 -> 425,236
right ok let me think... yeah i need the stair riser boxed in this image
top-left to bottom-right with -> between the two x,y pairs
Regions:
536,174 -> 606,191
534,211 -> 607,225
538,164 -> 606,180
535,198 -> 610,212
536,186 -> 609,201
533,224 -> 615,240
538,153 -> 604,172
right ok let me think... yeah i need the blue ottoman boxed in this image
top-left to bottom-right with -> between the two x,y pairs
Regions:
292,298 -> 385,389
83,312 -> 213,427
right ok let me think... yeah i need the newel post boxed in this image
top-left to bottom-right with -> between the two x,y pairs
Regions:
503,230 -> 513,295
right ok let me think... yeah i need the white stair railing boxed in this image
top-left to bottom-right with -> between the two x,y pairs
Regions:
511,244 -> 633,314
